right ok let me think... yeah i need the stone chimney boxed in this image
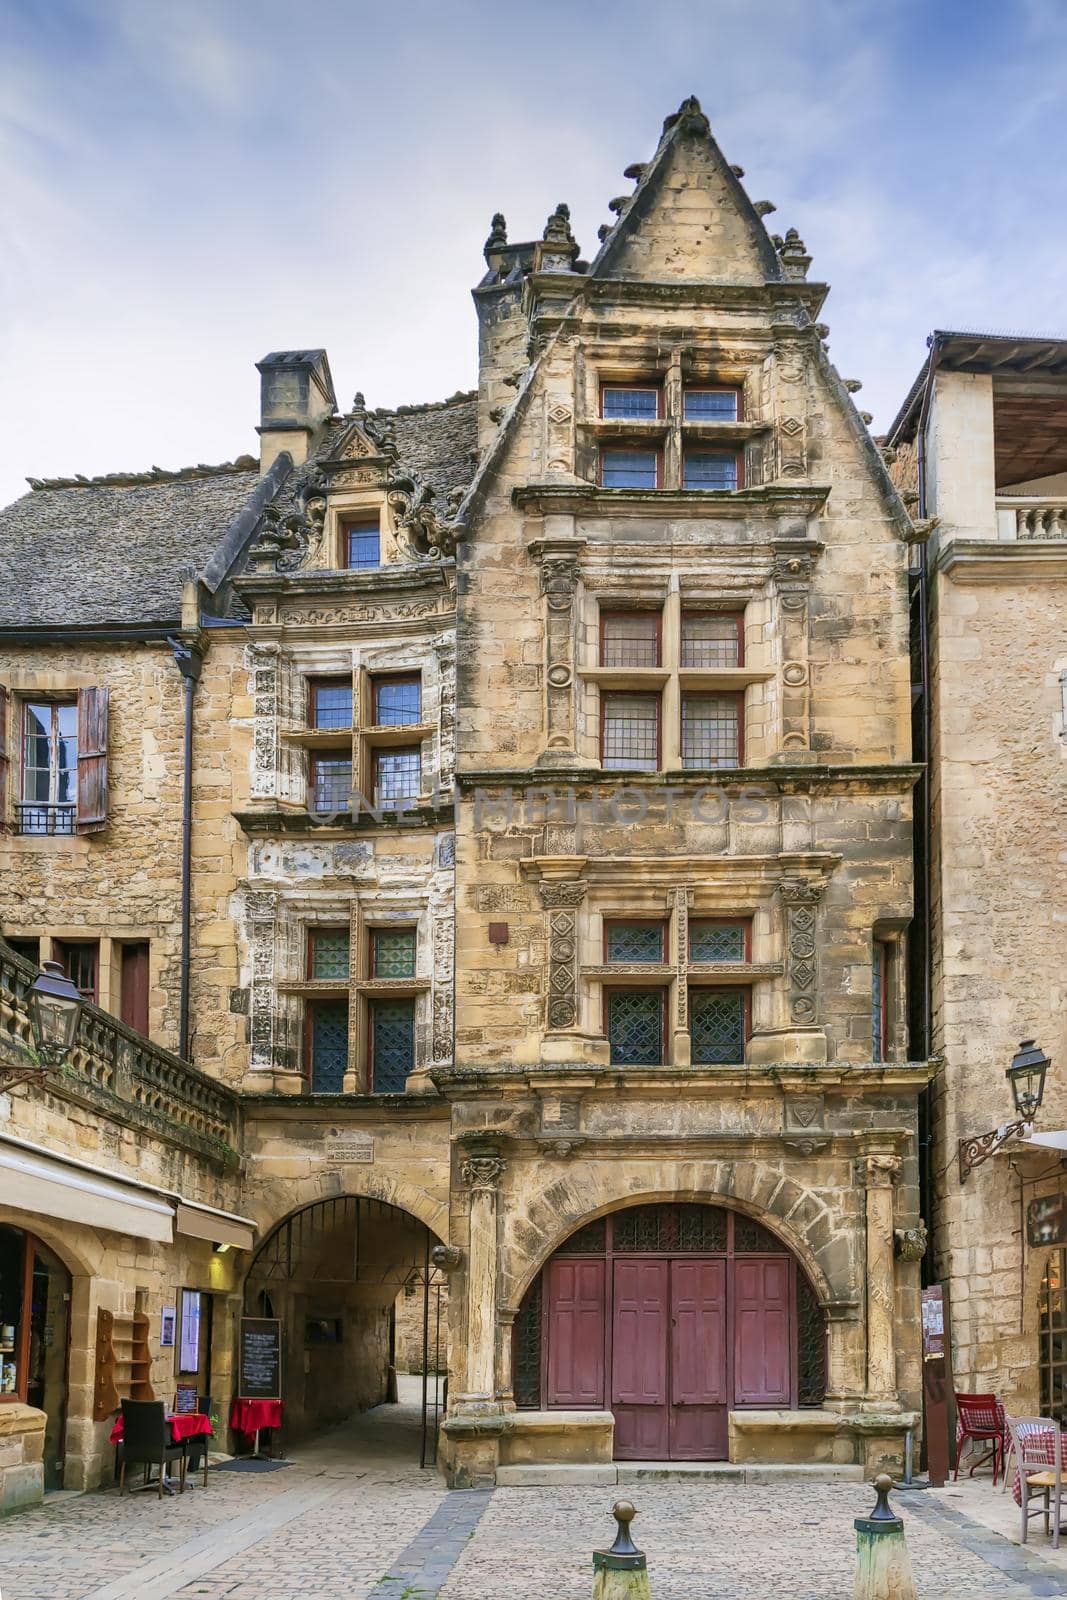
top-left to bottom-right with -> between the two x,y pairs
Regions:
256,350 -> 337,472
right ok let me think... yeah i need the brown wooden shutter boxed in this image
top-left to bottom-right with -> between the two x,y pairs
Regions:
76,686 -> 109,834
0,685 -> 8,831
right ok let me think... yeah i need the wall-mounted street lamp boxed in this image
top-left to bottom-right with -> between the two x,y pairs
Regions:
959,1039 -> 1052,1182
0,961 -> 84,1093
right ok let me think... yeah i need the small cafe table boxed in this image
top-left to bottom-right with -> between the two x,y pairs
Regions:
229,1398 -> 283,1459
110,1411 -> 213,1492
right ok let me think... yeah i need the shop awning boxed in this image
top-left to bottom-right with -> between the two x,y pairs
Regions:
0,1136 -> 174,1242
175,1201 -> 256,1252
1020,1129 -> 1067,1152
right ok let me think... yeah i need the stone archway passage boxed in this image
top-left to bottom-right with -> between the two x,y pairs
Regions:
512,1201 -> 827,1461
243,1196 -> 446,1459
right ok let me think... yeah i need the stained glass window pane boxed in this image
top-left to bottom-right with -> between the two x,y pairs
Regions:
310,1000 -> 348,1092
602,694 -> 658,772
311,682 -> 353,730
689,922 -> 746,962
375,679 -> 421,726
602,387 -> 659,420
601,449 -> 658,489
311,757 -> 353,813
606,923 -> 664,963
683,450 -> 738,490
311,929 -> 350,979
600,613 -> 660,667
681,695 -> 739,768
681,613 -> 741,669
371,999 -> 414,1092
346,522 -> 380,569
607,990 -> 663,1065
683,389 -> 739,421
376,749 -> 421,804
690,988 -> 746,1064
373,928 -> 416,978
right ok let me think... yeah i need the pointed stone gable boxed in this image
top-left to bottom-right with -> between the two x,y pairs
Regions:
592,97 -> 781,287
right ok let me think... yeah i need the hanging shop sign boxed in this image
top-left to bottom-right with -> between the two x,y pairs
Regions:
1028,1192 -> 1067,1248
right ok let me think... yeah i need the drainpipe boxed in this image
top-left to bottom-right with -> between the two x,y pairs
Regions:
168,633 -> 203,1063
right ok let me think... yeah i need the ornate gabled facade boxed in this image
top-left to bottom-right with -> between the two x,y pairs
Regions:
0,96 -> 932,1504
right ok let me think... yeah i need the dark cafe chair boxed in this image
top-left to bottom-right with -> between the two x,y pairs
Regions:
119,1399 -> 186,1498
183,1394 -> 213,1488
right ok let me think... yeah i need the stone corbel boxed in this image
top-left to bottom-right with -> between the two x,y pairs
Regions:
431,1244 -> 462,1273
894,1223 -> 927,1262
781,1090 -> 830,1155
527,536 -> 586,768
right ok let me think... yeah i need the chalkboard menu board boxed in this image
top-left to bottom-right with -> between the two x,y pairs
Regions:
239,1317 -> 281,1400
174,1382 -> 199,1415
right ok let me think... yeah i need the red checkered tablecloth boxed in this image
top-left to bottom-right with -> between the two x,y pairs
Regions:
1010,1424 -> 1058,1506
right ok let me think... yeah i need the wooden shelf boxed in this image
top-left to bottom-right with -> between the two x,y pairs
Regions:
93,1308 -> 156,1422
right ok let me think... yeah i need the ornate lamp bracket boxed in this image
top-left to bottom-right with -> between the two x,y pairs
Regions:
958,1121 -> 1032,1183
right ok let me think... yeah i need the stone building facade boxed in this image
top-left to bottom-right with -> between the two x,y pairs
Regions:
887,333 -> 1067,1416
0,97 -> 932,1500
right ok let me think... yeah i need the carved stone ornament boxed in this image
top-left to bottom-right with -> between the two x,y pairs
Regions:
540,1136 -> 585,1159
430,1243 -> 462,1273
894,1223 -> 927,1261
248,464 -> 329,573
539,555 -> 581,612
538,881 -> 587,909
386,469 -> 465,562
865,1153 -> 902,1187
462,1155 -> 506,1190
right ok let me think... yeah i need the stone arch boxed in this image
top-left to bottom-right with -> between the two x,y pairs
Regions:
245,1170 -> 448,1251
0,1209 -> 100,1279
501,1159 -> 849,1314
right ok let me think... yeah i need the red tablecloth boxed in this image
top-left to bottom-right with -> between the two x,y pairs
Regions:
109,1412 -> 212,1445
1011,1424 -> 1059,1506
230,1398 -> 283,1435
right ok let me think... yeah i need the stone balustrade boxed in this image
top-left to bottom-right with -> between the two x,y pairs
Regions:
0,943 -> 240,1163
996,497 -> 1067,540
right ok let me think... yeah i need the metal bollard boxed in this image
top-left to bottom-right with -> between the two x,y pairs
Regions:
854,1473 -> 918,1600
593,1500 -> 652,1600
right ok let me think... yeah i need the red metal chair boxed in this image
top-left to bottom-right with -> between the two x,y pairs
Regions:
955,1392 -> 1005,1485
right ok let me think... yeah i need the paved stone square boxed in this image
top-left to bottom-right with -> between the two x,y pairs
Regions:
0,1396 -> 1064,1600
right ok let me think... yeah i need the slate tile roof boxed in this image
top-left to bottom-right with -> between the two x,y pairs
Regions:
0,389 -> 481,630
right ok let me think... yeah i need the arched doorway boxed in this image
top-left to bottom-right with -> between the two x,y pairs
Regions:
513,1201 -> 826,1460
0,1224 -> 71,1489
243,1196 -> 446,1457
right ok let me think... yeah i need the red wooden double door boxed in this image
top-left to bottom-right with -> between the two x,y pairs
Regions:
541,1211 -> 796,1460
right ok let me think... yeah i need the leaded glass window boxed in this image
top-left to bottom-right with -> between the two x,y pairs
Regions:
374,678 -> 421,727
372,928 -> 416,978
690,988 -> 746,1064
311,755 -> 353,813
601,386 -> 660,420
375,748 -> 420,804
309,1000 -> 348,1093
681,694 -> 740,768
602,693 -> 659,772
680,612 -> 742,669
606,990 -> 663,1065
309,928 -> 350,979
606,922 -> 665,963
309,680 -> 352,731
600,448 -> 658,489
797,1270 -> 827,1406
345,520 -> 380,569
689,922 -> 747,963
683,388 -> 740,421
370,999 -> 415,1092
683,450 -> 739,490
600,612 -> 660,668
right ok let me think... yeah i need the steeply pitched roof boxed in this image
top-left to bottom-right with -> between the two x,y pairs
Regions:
0,461 -> 265,629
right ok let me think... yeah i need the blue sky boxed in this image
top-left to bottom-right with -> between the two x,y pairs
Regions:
2,0 -> 1066,506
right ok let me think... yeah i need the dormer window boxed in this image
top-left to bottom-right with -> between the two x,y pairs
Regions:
343,517 -> 380,570
682,449 -> 741,491
601,385 -> 661,420
600,448 -> 660,489
683,387 -> 742,422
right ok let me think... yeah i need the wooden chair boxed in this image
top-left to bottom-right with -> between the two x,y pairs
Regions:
119,1399 -> 185,1499
1005,1414 -> 1063,1548
954,1392 -> 1004,1485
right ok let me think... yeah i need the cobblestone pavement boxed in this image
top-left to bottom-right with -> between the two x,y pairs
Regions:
1,1394 -> 1066,1600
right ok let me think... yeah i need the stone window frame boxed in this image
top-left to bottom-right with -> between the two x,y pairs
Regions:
279,894 -> 432,1094
870,922 -> 908,1063
575,579 -> 773,771
322,489 -> 396,572
2,927 -> 159,1034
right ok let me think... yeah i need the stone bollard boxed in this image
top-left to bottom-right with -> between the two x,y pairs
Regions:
593,1500 -> 651,1600
854,1474 -> 918,1600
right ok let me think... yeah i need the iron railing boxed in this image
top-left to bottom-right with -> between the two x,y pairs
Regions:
14,804 -> 76,836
